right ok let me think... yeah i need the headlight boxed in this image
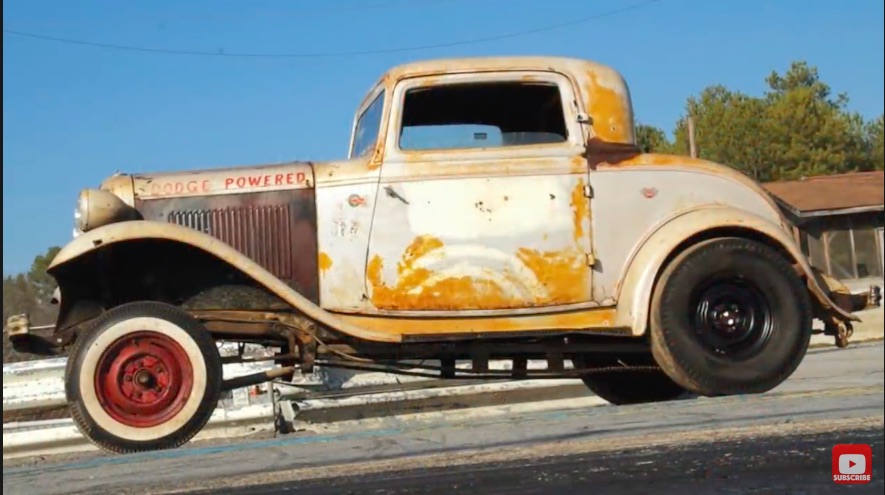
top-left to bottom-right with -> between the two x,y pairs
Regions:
73,188 -> 139,234
74,190 -> 88,235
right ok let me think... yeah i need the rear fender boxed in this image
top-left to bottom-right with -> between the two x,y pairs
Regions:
49,220 -> 400,343
614,206 -> 859,335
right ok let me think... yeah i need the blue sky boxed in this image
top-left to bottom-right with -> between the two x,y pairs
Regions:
3,0 -> 884,275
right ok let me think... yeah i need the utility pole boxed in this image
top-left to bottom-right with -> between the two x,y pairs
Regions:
687,116 -> 698,158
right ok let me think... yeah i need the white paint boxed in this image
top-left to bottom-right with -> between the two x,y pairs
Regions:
77,317 -> 209,442
401,178 -> 572,240
367,168 -> 593,311
315,180 -> 379,311
588,168 -> 787,302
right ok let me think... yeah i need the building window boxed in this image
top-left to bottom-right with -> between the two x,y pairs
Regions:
854,228 -> 882,279
812,215 -> 884,281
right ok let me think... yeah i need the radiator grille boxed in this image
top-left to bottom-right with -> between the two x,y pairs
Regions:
167,205 -> 295,281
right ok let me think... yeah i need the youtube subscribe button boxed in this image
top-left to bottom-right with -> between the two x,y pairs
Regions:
832,444 -> 873,484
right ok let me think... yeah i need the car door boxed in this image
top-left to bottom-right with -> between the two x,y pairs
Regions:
365,70 -> 595,313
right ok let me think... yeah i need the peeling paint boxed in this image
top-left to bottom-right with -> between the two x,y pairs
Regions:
584,70 -> 634,144
318,252 -> 334,275
339,307 -> 618,335
570,179 -> 589,243
366,235 -> 592,311
515,248 -> 591,304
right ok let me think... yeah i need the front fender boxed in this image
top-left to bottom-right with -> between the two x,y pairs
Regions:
49,220 -> 401,343
614,206 -> 859,335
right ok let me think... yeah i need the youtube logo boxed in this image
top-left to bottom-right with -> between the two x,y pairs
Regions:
832,444 -> 873,484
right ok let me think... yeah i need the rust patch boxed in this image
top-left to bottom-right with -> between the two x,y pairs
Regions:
585,71 -> 632,144
569,155 -> 587,173
516,248 -> 590,304
318,252 -> 333,275
402,235 -> 444,264
367,236 -> 522,310
339,308 -> 618,335
368,235 -> 592,310
570,179 -> 589,243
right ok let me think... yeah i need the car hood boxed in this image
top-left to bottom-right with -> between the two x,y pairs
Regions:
117,161 -> 317,202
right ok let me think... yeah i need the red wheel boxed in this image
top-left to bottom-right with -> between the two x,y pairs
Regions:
66,302 -> 222,454
95,331 -> 195,428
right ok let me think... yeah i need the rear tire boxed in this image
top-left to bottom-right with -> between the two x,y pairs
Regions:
650,238 -> 812,397
573,355 -> 690,405
65,301 -> 222,454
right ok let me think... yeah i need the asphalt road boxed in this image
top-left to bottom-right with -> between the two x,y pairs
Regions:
3,343 -> 884,495
193,425 -> 885,495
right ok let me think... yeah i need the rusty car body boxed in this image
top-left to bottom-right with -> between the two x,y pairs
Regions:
7,56 -> 881,454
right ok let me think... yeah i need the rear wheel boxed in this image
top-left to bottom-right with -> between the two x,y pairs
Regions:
650,238 -> 812,397
573,355 -> 689,405
65,301 -> 222,454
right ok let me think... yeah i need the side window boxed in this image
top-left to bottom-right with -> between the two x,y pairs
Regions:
350,90 -> 385,159
399,81 -> 568,151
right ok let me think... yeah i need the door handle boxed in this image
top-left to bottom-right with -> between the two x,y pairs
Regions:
383,185 -> 410,205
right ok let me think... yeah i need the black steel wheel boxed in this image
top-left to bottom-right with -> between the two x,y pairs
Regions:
690,276 -> 775,360
650,237 -> 813,397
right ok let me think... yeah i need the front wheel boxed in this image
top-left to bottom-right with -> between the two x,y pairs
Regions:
65,301 -> 222,454
650,238 -> 813,397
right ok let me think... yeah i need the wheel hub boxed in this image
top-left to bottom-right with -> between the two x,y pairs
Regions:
95,331 -> 194,428
692,277 -> 774,359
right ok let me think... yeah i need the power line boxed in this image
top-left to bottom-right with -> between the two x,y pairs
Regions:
3,0 -> 661,59
63,0 -> 476,25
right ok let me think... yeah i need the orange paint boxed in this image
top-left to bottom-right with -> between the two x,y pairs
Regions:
399,236 -> 444,269
368,234 -> 593,311
585,71 -> 632,144
570,179 -> 589,243
601,152 -> 724,171
569,155 -> 588,173
338,308 -> 620,335
367,236 -> 522,310
516,248 -> 591,304
318,252 -> 333,275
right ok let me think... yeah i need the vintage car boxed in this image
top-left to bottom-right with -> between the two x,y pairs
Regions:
6,56 -> 881,454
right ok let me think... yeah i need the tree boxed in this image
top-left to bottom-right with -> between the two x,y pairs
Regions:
668,60 -> 880,181
3,246 -> 61,363
635,123 -> 671,153
865,115 -> 884,170
29,246 -> 61,305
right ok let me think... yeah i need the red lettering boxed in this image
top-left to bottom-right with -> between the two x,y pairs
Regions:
296,172 -> 306,184
286,173 -> 294,185
163,183 -> 173,194
202,180 -> 210,192
263,175 -> 271,186
246,176 -> 260,186
236,177 -> 246,188
174,182 -> 184,193
274,174 -> 284,185
224,178 -> 234,188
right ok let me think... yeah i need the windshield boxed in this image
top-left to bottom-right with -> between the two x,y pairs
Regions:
350,89 -> 385,159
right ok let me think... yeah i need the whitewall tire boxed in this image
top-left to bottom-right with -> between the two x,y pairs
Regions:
65,301 -> 222,454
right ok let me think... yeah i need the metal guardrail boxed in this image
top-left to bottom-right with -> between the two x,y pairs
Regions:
2,342 -> 574,459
